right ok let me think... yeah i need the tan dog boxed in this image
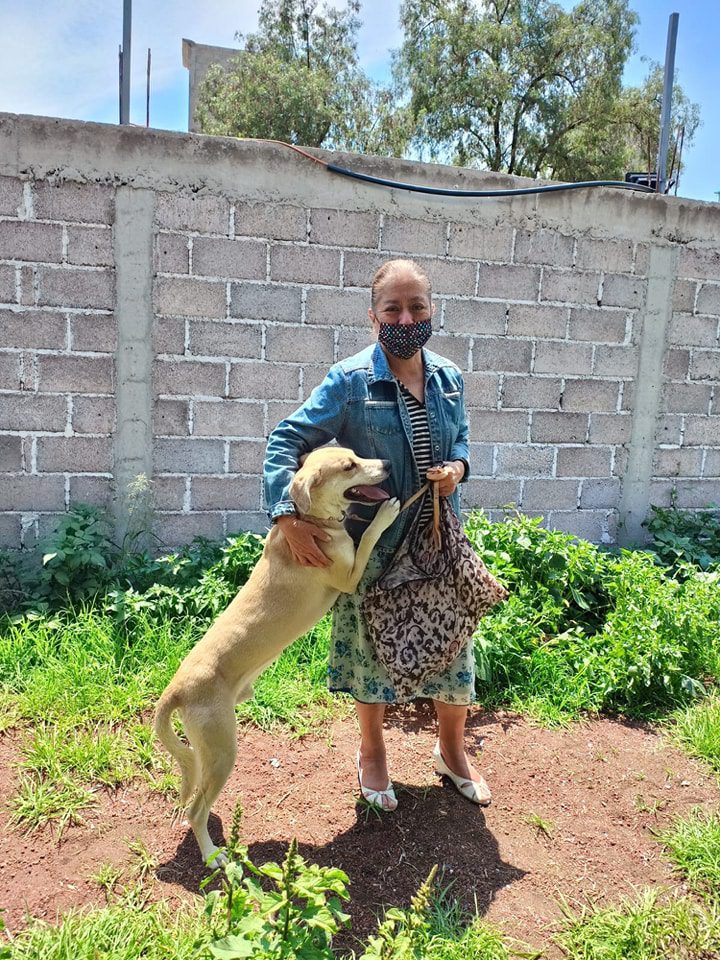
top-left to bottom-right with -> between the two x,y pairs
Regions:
154,447 -> 399,864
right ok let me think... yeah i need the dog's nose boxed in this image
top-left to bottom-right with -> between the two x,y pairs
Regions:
382,460 -> 391,474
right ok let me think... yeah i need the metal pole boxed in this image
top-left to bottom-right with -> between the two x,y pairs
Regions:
120,0 -> 132,124
146,48 -> 151,127
655,12 -> 679,194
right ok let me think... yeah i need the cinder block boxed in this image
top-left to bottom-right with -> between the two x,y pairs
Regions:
301,365 -> 333,398
477,263 -> 539,301
690,350 -> 720,382
672,279 -> 696,312
154,359 -> 225,397
531,412 -> 588,443
501,376 -> 561,410
447,223 -> 513,261
678,247 -> 720,282
188,319 -> 261,359
306,287 -> 369,327
228,361 -> 299,400
663,349 -> 690,379
154,512 -> 225,547
473,338 -> 532,373
230,283 -> 302,322
561,379 -> 620,413
633,244 -> 650,277
266,401 -> 301,433
191,475 -> 262,510
0,514 -> 21,547
506,303 -> 566,338
153,476 -> 186,510
32,181 -> 114,224
467,442 -> 494,476
37,266 -> 114,310
557,446 -> 612,477
154,277 -> 226,318
0,309 -> 66,349
653,448 -> 704,478
431,334 -> 470,370
672,480 -> 720,509
18,265 -> 33,306
154,233 -> 189,274
3,475 -> 65,510
193,400 -> 265,437
0,393 -> 66,431
514,229 -> 574,268
575,238 -> 633,273
580,477 -> 620,510
496,445 -> 554,477
72,395 -> 115,434
381,217 -> 445,256
0,436 -> 22,471
655,415 -> 683,446
0,221 -> 63,263
311,209 -> 378,248
541,269 -> 600,305
234,202 -> 306,241
703,449 -> 720,477
588,413 -> 632,444
38,355 -> 113,394
154,438 -> 225,474
696,284 -> 720,316
270,245 -> 340,286
684,416 -> 719,446
266,325 -> 334,364
601,274 -> 646,309
568,307 -> 627,343
593,344 -> 639,378
442,299 -> 505,336
70,315 -> 117,352
662,382 -> 712,415
647,479 -> 679,508
192,237 -> 266,281
0,352 -> 22,390
0,263 -> 16,303
668,313 -> 718,348
337,327 -> 371,359
154,398 -> 189,436
228,440 -> 268,474
534,341 -> 593,376
226,511 -> 270,535
343,251 -> 388,288
69,476 -> 113,506
37,436 -> 112,473
154,316 -> 186,355
467,410 -> 527,442
66,226 -> 113,267
463,478 -> 521,509
412,257 -> 476,296
463,373 -> 499,408
522,479 -> 579,510
0,176 -> 23,216
155,192 -> 229,234
546,510 -> 609,543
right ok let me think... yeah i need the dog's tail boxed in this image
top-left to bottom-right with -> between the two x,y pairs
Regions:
153,690 -> 198,808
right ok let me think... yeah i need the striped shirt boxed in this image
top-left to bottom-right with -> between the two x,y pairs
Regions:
398,381 -> 435,526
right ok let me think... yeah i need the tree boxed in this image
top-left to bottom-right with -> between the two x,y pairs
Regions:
393,0 -> 642,177
196,0 -> 410,155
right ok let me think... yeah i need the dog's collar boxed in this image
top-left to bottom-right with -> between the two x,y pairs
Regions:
301,513 -> 345,530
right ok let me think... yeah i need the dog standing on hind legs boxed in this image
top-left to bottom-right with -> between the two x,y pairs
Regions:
154,447 -> 399,865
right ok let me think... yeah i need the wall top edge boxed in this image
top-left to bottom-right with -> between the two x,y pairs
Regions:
1,111 -> 719,244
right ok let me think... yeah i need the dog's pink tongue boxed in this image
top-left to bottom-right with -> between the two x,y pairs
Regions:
350,485 -> 390,502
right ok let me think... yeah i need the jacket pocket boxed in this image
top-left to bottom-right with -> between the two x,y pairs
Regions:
364,399 -> 405,436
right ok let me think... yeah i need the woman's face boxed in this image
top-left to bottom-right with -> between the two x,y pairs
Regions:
369,272 -> 434,338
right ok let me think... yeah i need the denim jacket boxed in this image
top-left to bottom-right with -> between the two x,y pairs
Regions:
263,342 -> 470,551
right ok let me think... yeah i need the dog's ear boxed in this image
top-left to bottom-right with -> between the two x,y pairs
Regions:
289,467 -> 315,515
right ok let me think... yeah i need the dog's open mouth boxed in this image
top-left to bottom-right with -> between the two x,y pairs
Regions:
344,485 -> 390,504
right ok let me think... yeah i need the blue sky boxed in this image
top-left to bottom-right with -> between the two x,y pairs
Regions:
0,0 -> 717,202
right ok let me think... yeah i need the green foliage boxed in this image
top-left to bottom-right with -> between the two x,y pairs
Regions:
643,497 -> 720,573
359,865 -> 437,959
660,808 -> 720,903
670,695 -> 720,778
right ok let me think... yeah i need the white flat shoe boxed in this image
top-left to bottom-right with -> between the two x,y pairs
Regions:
356,751 -> 398,811
433,740 -> 492,806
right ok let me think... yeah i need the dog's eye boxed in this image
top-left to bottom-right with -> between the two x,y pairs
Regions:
343,462 -> 355,472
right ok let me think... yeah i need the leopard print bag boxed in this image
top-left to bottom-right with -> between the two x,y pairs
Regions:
361,483 -> 509,702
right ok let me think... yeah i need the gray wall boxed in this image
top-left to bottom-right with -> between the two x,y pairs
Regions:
182,38 -> 242,134
0,112 -> 719,551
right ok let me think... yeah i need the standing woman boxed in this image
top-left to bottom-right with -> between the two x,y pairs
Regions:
263,258 -> 491,810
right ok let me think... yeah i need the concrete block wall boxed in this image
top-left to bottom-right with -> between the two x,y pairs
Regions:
0,113 -> 718,550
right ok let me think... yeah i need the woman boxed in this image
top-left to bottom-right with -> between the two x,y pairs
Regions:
263,258 -> 491,809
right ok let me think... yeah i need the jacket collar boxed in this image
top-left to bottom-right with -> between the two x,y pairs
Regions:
367,341 -> 449,384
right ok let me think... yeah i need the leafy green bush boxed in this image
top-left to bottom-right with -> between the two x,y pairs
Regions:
643,496 -> 720,572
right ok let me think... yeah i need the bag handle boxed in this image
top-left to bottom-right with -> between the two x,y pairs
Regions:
401,481 -> 442,550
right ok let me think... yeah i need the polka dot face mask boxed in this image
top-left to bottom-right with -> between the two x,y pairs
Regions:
378,319 -> 432,359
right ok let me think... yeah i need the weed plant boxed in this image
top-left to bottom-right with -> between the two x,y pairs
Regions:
660,808 -> 720,902
670,694 -> 720,777
643,496 -> 720,573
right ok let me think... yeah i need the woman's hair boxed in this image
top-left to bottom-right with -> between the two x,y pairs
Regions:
370,259 -> 432,308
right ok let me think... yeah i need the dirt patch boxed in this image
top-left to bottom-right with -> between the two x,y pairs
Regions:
0,706 -> 717,955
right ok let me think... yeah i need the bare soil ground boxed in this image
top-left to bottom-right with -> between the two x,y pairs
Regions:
1,705 -> 718,956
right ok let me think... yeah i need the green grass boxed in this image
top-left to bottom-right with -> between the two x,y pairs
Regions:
8,773 -> 95,837
660,808 -> 720,902
670,694 -> 720,778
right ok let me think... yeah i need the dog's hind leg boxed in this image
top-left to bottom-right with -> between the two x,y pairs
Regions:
183,704 -> 238,866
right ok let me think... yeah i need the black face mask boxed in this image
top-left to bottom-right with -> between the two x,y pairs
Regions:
378,320 -> 432,359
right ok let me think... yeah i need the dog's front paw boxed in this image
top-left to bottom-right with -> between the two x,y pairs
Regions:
375,497 -> 400,530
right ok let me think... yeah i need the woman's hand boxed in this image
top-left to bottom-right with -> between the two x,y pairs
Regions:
426,460 -> 465,497
275,515 -> 331,567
